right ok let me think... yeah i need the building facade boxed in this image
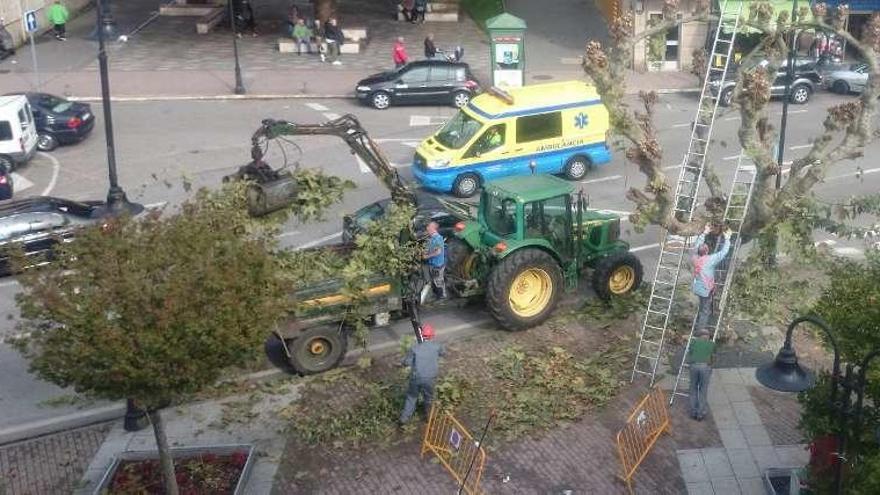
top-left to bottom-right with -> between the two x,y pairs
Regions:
1,0 -> 90,47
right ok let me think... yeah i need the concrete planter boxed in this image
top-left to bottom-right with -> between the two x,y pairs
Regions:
92,444 -> 256,495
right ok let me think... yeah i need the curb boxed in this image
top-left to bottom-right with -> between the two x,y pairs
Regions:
67,94 -> 355,103
63,88 -> 702,102
0,316 -> 496,445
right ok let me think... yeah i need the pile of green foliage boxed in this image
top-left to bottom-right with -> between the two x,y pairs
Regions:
797,252 -> 880,493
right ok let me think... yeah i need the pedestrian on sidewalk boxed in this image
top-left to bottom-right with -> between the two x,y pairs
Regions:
420,221 -> 446,302
400,0 -> 415,22
323,18 -> 344,65
687,328 -> 715,421
691,224 -> 732,332
291,18 -> 313,55
241,0 -> 258,37
313,19 -> 326,62
47,1 -> 69,41
413,0 -> 427,23
424,33 -> 436,59
393,36 -> 409,69
399,323 -> 445,425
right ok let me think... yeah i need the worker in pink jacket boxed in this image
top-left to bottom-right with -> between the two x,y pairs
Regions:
393,36 -> 409,69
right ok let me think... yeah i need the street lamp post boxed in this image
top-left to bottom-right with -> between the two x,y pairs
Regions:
94,0 -> 142,218
228,0 -> 246,95
756,315 -> 880,494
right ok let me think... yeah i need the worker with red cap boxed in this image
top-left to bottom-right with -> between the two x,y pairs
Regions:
399,323 -> 445,424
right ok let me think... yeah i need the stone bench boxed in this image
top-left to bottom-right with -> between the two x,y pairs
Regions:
195,7 -> 225,34
277,27 -> 367,54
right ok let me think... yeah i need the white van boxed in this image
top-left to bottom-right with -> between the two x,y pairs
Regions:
0,95 -> 38,171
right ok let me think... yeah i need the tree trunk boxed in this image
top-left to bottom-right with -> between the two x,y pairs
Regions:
313,0 -> 337,22
149,409 -> 179,495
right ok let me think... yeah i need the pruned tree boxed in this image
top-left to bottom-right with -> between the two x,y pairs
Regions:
10,175 -> 353,495
583,1 -> 880,253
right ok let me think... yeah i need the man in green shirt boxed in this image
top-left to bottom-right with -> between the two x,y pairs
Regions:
47,1 -> 70,41
688,327 -> 715,421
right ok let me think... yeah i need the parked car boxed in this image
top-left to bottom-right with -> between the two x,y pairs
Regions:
710,59 -> 823,106
0,94 -> 38,171
341,192 -> 464,244
0,196 -> 105,276
822,62 -> 869,94
355,60 -> 480,110
6,92 -> 95,151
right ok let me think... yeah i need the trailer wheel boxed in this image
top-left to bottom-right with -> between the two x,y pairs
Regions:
287,325 -> 348,375
592,252 -> 643,301
486,249 -> 562,331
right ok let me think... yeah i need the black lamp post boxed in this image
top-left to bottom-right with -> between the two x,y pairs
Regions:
756,315 -> 880,494
94,0 -> 142,218
98,0 -> 117,38
228,0 -> 246,95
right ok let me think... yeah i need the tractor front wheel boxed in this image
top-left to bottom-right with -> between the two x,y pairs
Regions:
286,325 -> 349,375
592,252 -> 643,301
486,249 -> 562,331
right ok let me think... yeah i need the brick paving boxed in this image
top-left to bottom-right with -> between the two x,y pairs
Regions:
0,422 -> 111,495
749,385 -> 805,446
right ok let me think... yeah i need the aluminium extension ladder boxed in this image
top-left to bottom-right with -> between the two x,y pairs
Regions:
630,0 -> 743,385
669,159 -> 758,403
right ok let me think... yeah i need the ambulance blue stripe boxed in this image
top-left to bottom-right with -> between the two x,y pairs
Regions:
466,99 -> 603,120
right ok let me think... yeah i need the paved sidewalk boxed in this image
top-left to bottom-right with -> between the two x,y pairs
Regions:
0,0 -> 698,99
673,368 -> 809,495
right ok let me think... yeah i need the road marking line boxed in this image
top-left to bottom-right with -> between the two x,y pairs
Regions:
11,173 -> 34,192
144,201 -> 167,209
375,138 -> 421,142
409,115 -> 447,126
402,141 -> 420,148
580,174 -> 622,184
278,230 -> 301,238
786,109 -> 808,115
663,165 -> 681,171
296,231 -> 342,250
37,151 -> 60,196
789,144 -> 812,150
829,167 -> 880,180
672,122 -> 692,128
305,103 -> 329,111
355,155 -> 370,173
0,279 -> 20,288
631,243 -> 661,253
323,112 -> 341,120
724,116 -> 740,121
723,154 -> 740,161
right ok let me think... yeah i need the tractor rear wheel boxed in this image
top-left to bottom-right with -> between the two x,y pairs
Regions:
286,324 -> 349,375
486,249 -> 562,331
447,237 -> 478,279
592,252 -> 643,301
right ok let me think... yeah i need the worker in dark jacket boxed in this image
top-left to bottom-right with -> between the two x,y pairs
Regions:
399,323 -> 445,424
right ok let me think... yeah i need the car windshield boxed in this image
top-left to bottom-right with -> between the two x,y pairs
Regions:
39,94 -> 73,113
434,111 -> 483,149
484,193 -> 517,237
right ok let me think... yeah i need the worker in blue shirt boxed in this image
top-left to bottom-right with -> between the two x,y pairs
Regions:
399,323 -> 445,424
691,224 -> 732,332
423,221 -> 447,300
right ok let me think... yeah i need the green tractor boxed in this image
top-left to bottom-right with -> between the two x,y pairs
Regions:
445,174 -> 643,330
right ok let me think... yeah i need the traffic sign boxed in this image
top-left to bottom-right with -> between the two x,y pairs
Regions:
23,10 -> 38,33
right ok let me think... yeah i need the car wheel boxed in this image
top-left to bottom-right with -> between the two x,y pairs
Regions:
452,173 -> 480,198
371,91 -> 391,110
719,88 -> 734,107
832,80 -> 850,95
563,155 -> 591,181
452,91 -> 471,108
791,84 -> 811,104
37,133 -> 58,152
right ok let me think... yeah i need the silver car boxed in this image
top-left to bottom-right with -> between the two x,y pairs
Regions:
823,62 -> 869,94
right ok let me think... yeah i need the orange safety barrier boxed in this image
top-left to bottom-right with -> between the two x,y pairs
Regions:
421,406 -> 486,495
616,387 -> 671,494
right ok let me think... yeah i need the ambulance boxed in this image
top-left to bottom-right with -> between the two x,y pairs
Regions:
411,81 -> 612,197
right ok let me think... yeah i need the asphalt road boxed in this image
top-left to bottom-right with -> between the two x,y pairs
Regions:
0,91 -> 877,434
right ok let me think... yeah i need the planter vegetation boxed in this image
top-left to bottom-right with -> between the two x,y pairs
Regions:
94,445 -> 255,495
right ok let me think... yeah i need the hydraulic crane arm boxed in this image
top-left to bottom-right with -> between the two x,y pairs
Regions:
249,114 -> 416,206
